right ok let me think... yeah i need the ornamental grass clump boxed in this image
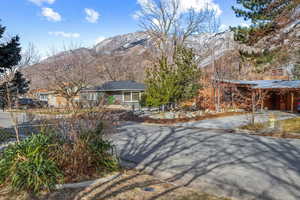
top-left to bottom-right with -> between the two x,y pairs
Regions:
0,121 -> 119,193
51,122 -> 119,182
0,134 -> 62,193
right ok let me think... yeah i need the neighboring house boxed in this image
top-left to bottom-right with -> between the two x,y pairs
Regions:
80,80 -> 145,108
29,89 -> 49,102
30,89 -> 80,108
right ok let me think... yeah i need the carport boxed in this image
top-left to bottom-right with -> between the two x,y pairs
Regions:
252,80 -> 300,112
222,80 -> 300,112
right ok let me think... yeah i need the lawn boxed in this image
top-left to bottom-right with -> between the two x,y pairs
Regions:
241,117 -> 300,139
0,170 -> 231,200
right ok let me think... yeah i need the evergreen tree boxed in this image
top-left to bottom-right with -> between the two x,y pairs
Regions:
144,56 -> 180,107
144,46 -> 201,107
0,21 -> 29,107
231,0 -> 295,45
0,71 -> 30,106
232,0 -> 292,25
175,46 -> 201,101
0,23 -> 22,72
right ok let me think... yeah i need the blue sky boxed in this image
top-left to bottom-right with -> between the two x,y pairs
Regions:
0,0 -> 248,56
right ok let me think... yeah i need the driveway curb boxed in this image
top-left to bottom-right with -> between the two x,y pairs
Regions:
55,173 -> 121,190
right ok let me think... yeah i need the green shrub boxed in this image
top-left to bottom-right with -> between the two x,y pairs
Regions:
0,122 -> 119,193
107,96 -> 115,105
0,134 -> 62,193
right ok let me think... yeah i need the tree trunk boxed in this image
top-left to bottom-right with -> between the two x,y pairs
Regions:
5,81 -> 20,143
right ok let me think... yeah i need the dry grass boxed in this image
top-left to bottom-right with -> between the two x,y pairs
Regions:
279,117 -> 300,133
0,171 -> 231,200
241,117 -> 300,139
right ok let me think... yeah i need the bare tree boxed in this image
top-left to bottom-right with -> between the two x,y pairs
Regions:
18,43 -> 41,68
137,0 -> 218,60
42,45 -> 92,108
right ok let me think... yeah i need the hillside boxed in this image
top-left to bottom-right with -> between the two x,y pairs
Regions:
23,4 -> 300,90
23,31 -> 238,89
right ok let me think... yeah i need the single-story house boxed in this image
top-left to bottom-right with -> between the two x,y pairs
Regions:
30,89 -> 80,108
29,89 -> 49,102
222,80 -> 300,112
80,80 -> 146,108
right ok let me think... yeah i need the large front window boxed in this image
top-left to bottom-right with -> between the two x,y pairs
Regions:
124,92 -> 131,102
123,91 -> 141,102
132,92 -> 140,101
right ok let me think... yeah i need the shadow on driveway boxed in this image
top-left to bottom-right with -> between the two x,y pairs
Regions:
110,123 -> 300,200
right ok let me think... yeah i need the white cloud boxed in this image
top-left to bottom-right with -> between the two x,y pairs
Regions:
179,0 -> 222,16
85,8 -> 100,23
42,7 -> 61,22
136,0 -> 222,17
49,31 -> 80,38
28,0 -> 55,6
95,36 -> 106,44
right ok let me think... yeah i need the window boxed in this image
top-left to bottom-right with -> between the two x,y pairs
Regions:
39,94 -> 48,101
132,92 -> 140,102
123,91 -> 141,102
124,92 -> 131,102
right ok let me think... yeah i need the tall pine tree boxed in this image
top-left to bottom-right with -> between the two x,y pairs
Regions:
231,0 -> 295,45
0,23 -> 21,72
144,46 -> 201,108
0,21 -> 29,107
232,0 -> 292,25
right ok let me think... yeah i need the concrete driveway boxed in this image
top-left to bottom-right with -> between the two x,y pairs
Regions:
113,122 -> 300,200
177,111 -> 299,129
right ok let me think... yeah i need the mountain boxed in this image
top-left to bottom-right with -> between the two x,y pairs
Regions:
23,4 -> 300,90
23,31 -> 238,89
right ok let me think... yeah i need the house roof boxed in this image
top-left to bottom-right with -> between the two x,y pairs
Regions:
83,80 -> 146,92
223,80 -> 300,89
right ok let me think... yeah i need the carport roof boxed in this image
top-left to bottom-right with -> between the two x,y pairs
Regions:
223,80 -> 300,89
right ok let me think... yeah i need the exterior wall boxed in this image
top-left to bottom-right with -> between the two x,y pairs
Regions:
48,94 -> 79,108
80,90 -> 143,109
107,91 -> 143,108
106,91 -> 123,105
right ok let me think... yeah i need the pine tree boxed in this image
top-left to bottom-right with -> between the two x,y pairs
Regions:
0,21 -> 30,106
175,46 -> 201,101
144,46 -> 201,108
0,23 -> 22,72
232,0 -> 292,25
0,71 -> 30,103
231,0 -> 295,45
144,56 -> 180,107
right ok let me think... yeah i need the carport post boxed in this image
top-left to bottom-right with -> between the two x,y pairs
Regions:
291,92 -> 294,112
251,90 -> 255,124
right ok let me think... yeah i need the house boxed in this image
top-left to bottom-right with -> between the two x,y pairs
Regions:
80,80 -> 146,108
30,89 -> 80,108
221,80 -> 300,112
29,89 -> 49,102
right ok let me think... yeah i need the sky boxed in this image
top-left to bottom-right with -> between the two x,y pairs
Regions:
0,0 -> 249,57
